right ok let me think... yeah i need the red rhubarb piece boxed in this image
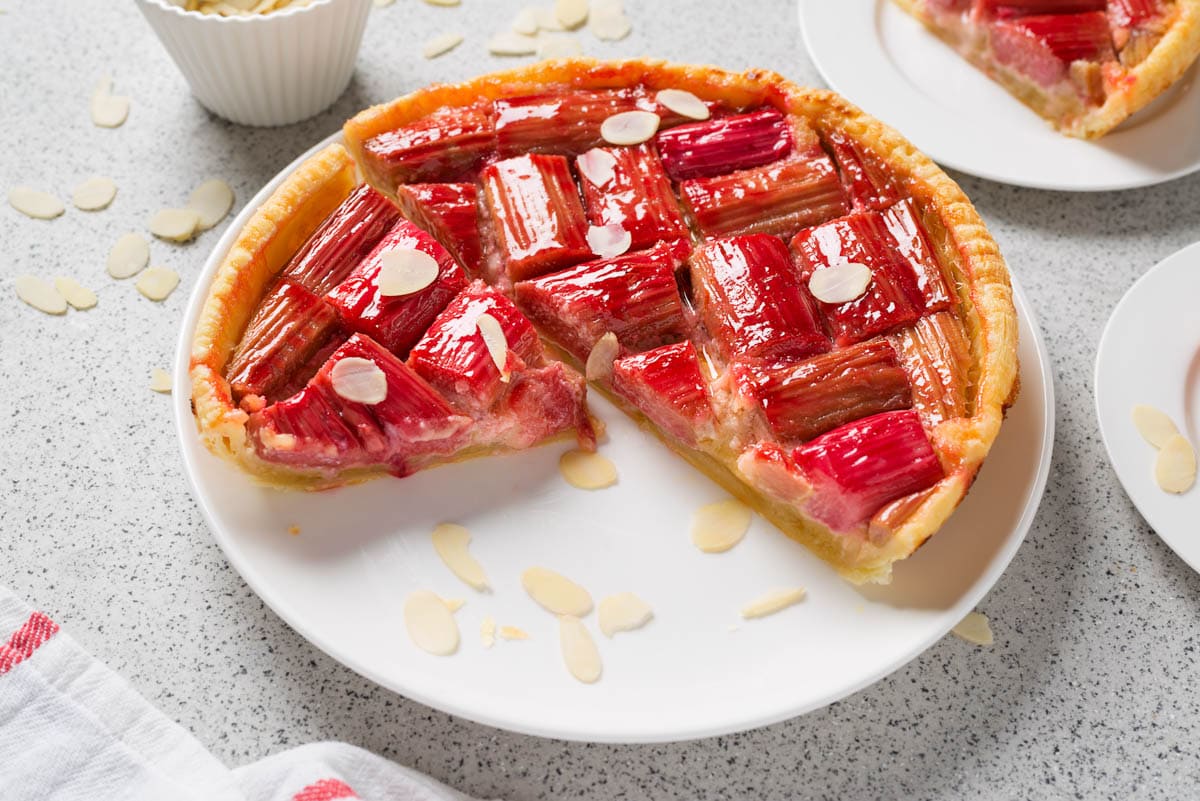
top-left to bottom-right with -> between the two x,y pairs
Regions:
880,199 -> 954,310
976,0 -> 1105,18
989,12 -> 1116,87
575,145 -> 689,251
480,153 -> 592,282
791,409 -> 944,531
393,183 -> 482,275
611,341 -> 715,446
822,130 -> 903,212
690,234 -> 830,364
1107,0 -> 1162,27
497,362 -> 596,451
494,89 -> 672,157
326,219 -> 467,358
656,109 -> 793,181
359,101 -> 496,189
891,311 -> 972,427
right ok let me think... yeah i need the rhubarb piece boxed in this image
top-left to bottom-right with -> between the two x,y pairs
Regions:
791,409 -> 944,531
976,0 -> 1105,18
822,130 -> 903,212
656,109 -> 794,181
735,338 -> 913,444
868,487 -> 940,544
480,153 -> 592,281
1108,0 -> 1163,27
281,184 -> 402,295
891,311 -> 972,427
499,362 -> 596,450
360,101 -> 495,188
575,145 -> 689,251
494,89 -> 647,156
513,240 -> 689,360
989,12 -> 1116,88
326,219 -> 467,358
611,341 -> 715,445
393,183 -> 482,275
690,235 -> 829,363
880,199 -> 955,310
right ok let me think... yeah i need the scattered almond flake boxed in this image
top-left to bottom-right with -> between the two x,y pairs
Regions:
951,611 -> 994,646
53,277 -> 97,310
431,522 -> 491,591
559,449 -> 617,490
576,147 -> 617,188
443,597 -> 466,613
585,332 -> 620,382
14,276 -> 67,315
287,524 -> 301,536
488,30 -> 539,56
536,32 -> 582,59
598,592 -> 652,637
533,7 -> 565,30
187,179 -> 234,231
423,0 -> 459,5
475,312 -> 509,378
481,616 -> 496,648
559,615 -> 601,683
808,262 -> 873,304
691,498 -> 752,553
403,590 -> 460,656
726,624 -> 740,633
1132,404 -> 1180,449
149,368 -> 173,394
148,208 -> 202,242
330,356 -> 388,404
71,176 -> 117,211
512,6 -> 540,34
9,186 -> 64,220
377,248 -> 439,296
740,587 -> 807,620
655,88 -> 709,120
586,223 -> 631,259
423,32 -> 464,59
522,566 -> 593,616
135,266 -> 180,301
90,76 -> 130,128
498,625 -> 531,640
600,110 -> 659,146
587,1 -> 630,41
1155,434 -> 1197,494
107,233 -> 150,279
554,0 -> 588,28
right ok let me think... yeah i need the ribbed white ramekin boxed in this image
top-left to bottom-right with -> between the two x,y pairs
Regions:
135,0 -> 372,127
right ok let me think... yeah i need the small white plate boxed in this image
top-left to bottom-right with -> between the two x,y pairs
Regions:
173,134 -> 1055,743
799,0 -> 1200,191
1096,242 -> 1200,571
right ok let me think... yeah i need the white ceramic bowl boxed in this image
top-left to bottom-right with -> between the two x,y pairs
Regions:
135,0 -> 372,127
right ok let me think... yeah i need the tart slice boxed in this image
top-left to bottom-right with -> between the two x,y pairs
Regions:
893,0 -> 1200,137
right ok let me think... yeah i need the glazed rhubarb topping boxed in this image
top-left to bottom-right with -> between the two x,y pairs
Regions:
791,409 -> 944,531
481,153 -> 592,281
655,109 -> 793,181
360,102 -> 496,188
280,184 -> 402,296
822,131 -> 903,212
393,183 -> 482,276
989,12 -> 1116,87
977,0 -> 1106,17
1108,0 -> 1163,27
326,220 -> 467,357
575,145 -> 689,251
881,199 -> 955,309
513,239 -> 690,360
891,311 -> 972,427
735,338 -> 913,444
494,89 -> 648,156
611,341 -> 715,445
690,234 -> 829,363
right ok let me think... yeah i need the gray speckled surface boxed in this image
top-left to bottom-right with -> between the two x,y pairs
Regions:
2,1 -> 1199,798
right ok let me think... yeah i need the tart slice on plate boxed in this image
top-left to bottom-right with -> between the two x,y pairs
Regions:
191,59 -> 1018,584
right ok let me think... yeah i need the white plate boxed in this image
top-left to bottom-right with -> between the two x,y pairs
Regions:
799,0 -> 1200,191
1096,241 -> 1200,572
173,133 -> 1055,743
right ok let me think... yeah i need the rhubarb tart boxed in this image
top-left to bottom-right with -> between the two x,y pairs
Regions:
191,60 -> 1018,584
893,0 -> 1200,138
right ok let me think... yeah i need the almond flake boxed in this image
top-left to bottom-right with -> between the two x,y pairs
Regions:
423,32 -> 464,59
559,449 -> 617,490
808,262 -> 873,304
14,276 -> 67,315
90,76 -> 130,128
1155,434 -> 1197,494
149,368 -> 172,394
600,110 -> 659,146
53,277 -> 97,310
488,30 -> 538,55
377,248 -> 439,296
554,0 -> 587,28
576,147 -> 617,188
598,592 -> 652,637
586,223 -> 631,259
536,32 -> 582,59
373,0 -> 395,7
423,0 -> 459,5
443,597 -> 466,612
533,6 -> 565,30
512,6 -> 540,34
498,625 -> 531,640
107,233 -> 150,279
9,186 -> 64,219
691,498 -> 752,553
655,88 -> 709,120
330,356 -> 388,404
1132,404 -> 1180,449
587,4 -> 630,41
475,312 -> 509,378
559,615 -> 601,683
148,208 -> 202,242
71,176 -> 117,211
431,523 -> 490,591
952,611 -> 994,646
522,566 -> 593,616
187,179 -> 234,231
481,616 -> 497,648
404,590 -> 460,656
585,331 -> 620,382
135,266 -> 180,301
741,587 -> 806,620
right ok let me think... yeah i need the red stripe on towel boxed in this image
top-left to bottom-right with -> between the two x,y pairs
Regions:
0,611 -> 59,676
292,778 -> 358,801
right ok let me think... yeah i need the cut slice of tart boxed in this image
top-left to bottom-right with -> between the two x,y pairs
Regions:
893,0 -> 1200,137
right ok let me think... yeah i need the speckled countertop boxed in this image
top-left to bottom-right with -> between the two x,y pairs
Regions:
2,1 -> 1199,798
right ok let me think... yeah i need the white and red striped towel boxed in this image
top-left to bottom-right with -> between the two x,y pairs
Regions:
0,585 -> 479,801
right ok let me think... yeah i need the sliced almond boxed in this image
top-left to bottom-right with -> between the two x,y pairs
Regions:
554,0 -> 588,29
559,615 -> 601,683
443,597 -> 466,612
522,566 -> 593,616
135,266 -> 180,301
512,6 -> 540,34
330,356 -> 388,404
71,176 -> 117,211
586,223 -> 631,259
90,76 -> 130,128
585,331 -> 620,382
404,590 -> 460,656
559,449 -> 617,490
422,32 -> 464,59
1132,404 -> 1180,449
1156,434 -> 1197,494
187,179 -> 234,231
498,625 -> 531,640
373,0 -> 395,7
741,587 -> 806,620
655,89 -> 709,120
691,498 -> 752,553
148,208 -> 202,242
107,233 -> 150,279
149,368 -> 172,394
488,30 -> 538,55
598,592 -> 653,637
481,616 -> 496,648
808,262 -> 873,304
53,277 -> 97,310
423,0 -> 459,5
431,522 -> 490,591
533,6 -> 565,30
952,611 -> 994,646
536,32 -> 582,59
475,312 -> 509,378
576,147 -> 617,188
9,187 -> 64,220
600,110 -> 659,146
14,276 -> 67,315
377,248 -> 439,296
588,9 -> 630,40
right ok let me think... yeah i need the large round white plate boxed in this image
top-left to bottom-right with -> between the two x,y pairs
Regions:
799,0 -> 1200,191
1096,241 -> 1200,572
174,133 -> 1054,743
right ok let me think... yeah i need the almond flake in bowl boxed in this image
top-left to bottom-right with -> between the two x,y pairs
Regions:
107,233 -> 150,279
558,615 -> 601,683
330,356 -> 388,404
135,266 -> 181,301
431,523 -> 490,591
14,276 -> 67,315
691,498 -> 752,553
598,592 -> 652,637
600,110 -> 659,146
522,566 -> 593,616
403,589 -> 460,656
951,611 -> 993,646
559,449 -> 616,489
71,176 -> 118,211
9,187 -> 64,220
